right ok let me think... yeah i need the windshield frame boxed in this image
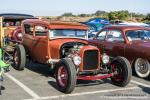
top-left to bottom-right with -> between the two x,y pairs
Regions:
48,29 -> 88,40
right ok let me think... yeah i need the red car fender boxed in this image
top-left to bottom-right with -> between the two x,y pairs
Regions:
11,26 -> 22,43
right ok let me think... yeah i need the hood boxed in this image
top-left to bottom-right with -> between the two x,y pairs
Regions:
49,38 -> 88,59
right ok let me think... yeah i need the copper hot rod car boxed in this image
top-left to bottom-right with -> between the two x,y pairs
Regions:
13,19 -> 131,93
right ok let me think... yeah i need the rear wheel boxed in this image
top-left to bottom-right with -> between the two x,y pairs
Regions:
13,45 -> 26,70
111,57 -> 132,87
55,58 -> 76,93
134,58 -> 150,79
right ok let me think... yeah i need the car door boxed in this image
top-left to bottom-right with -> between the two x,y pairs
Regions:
23,24 -> 34,56
32,25 -> 49,63
97,30 -> 126,57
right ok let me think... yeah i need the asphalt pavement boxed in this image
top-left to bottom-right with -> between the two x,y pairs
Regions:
0,62 -> 150,100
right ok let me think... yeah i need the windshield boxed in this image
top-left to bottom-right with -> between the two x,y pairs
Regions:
126,30 -> 150,40
49,29 -> 87,39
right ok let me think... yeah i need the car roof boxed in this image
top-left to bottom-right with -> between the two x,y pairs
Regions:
0,13 -> 35,19
103,25 -> 150,31
23,19 -> 89,30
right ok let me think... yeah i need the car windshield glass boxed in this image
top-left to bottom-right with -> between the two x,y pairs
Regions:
126,30 -> 150,40
49,29 -> 87,39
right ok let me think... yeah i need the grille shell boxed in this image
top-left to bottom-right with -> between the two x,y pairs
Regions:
83,50 -> 99,70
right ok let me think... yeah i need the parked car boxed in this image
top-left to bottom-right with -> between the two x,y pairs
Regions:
118,22 -> 149,27
13,19 -> 131,93
89,25 -> 150,79
0,13 -> 36,44
146,22 -> 150,28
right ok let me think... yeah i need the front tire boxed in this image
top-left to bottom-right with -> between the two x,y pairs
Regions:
55,58 -> 76,93
13,45 -> 26,70
134,58 -> 150,79
111,57 -> 132,87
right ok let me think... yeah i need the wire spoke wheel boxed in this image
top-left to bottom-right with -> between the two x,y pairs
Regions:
135,58 -> 150,78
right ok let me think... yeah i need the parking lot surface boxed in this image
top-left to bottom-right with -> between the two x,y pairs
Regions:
0,62 -> 150,100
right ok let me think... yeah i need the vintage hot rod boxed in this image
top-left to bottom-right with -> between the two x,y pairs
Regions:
13,19 -> 131,93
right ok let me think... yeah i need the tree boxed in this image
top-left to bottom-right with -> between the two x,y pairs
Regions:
95,10 -> 106,16
108,12 -> 117,20
145,13 -> 150,21
62,13 -> 74,17
108,10 -> 129,20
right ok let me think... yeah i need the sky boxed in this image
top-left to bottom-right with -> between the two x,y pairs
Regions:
0,0 -> 150,16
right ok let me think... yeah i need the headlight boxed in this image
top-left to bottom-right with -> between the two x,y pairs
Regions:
102,53 -> 110,64
17,33 -> 22,37
73,56 -> 81,66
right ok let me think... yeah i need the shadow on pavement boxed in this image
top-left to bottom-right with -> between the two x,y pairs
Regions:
76,78 -> 111,87
48,81 -> 59,92
48,78 -> 112,93
138,85 -> 150,94
25,61 -> 55,77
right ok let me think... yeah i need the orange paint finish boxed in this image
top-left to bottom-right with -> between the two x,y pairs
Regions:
22,19 -> 89,63
49,38 -> 88,59
49,24 -> 88,30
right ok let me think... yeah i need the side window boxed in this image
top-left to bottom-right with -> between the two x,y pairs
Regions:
24,24 -> 33,35
96,30 -> 107,40
35,26 -> 47,36
126,30 -> 141,40
106,30 -> 124,41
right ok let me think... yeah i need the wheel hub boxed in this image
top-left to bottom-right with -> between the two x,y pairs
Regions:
137,60 -> 149,74
14,51 -> 19,65
57,66 -> 68,87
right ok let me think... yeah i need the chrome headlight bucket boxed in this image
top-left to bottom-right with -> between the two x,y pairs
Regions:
73,56 -> 81,66
17,33 -> 23,38
101,53 -> 110,64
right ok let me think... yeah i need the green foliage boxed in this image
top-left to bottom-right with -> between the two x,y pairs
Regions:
62,13 -> 74,17
144,13 -> 150,21
60,10 -> 149,22
78,14 -> 91,17
108,10 -> 129,20
95,10 -> 106,16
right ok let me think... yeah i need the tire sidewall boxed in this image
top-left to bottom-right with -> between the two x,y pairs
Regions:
13,45 -> 26,70
134,58 -> 150,78
56,58 -> 76,93
111,56 -> 132,87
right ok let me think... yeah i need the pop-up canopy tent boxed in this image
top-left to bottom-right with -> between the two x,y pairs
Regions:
83,18 -> 110,32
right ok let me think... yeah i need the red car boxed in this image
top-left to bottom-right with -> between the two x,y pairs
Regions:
89,25 -> 150,79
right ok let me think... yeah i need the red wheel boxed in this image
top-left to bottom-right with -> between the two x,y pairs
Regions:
111,57 -> 132,87
56,58 -> 76,93
57,66 -> 68,87
14,51 -> 19,66
13,45 -> 26,70
111,63 -> 124,82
